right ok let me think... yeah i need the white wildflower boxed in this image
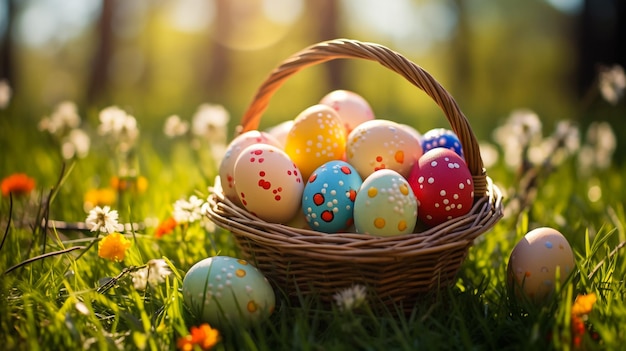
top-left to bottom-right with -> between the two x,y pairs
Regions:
598,64 -> 626,105
98,106 -> 140,152
0,79 -> 12,109
172,195 -> 206,224
333,284 -> 367,312
38,101 -> 81,136
85,206 -> 124,233
61,128 -> 91,160
191,103 -> 230,144
578,121 -> 616,175
131,259 -> 172,290
492,109 -> 543,170
163,114 -> 189,138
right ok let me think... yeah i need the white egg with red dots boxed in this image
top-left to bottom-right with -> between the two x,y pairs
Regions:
302,160 -> 362,233
234,144 -> 304,223
319,89 -> 375,133
408,148 -> 474,227
346,119 -> 423,180
353,169 -> 417,236
507,227 -> 575,304
219,130 -> 282,206
182,256 -> 275,328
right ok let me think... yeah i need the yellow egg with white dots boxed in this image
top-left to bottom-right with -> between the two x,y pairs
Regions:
182,256 -> 275,328
284,104 -> 347,179
353,169 -> 417,236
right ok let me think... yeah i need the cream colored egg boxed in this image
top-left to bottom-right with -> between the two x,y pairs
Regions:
219,130 -> 282,206
264,120 -> 294,148
507,227 -> 575,304
320,90 -> 375,133
234,144 -> 304,223
284,104 -> 347,179
346,119 -> 423,179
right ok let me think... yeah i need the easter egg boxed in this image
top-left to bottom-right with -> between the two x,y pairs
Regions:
354,169 -> 417,236
219,130 -> 282,206
234,144 -> 304,223
421,128 -> 464,159
302,160 -> 362,233
320,90 -> 375,133
284,104 -> 347,179
346,119 -> 422,179
408,148 -> 474,227
507,227 -> 575,304
264,120 -> 293,148
182,256 -> 275,328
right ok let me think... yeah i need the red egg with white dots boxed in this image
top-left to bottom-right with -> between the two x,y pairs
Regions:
408,148 -> 474,226
234,144 -> 304,223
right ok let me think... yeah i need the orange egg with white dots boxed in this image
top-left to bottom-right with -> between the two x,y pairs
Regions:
507,227 -> 575,304
182,256 -> 275,328
353,169 -> 417,236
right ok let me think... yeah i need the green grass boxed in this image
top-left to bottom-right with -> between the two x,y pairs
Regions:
1,107 -> 625,350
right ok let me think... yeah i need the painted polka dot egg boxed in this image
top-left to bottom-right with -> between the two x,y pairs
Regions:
507,227 -> 575,304
284,104 -> 347,179
408,148 -> 474,227
182,256 -> 275,328
302,160 -> 362,233
354,169 -> 417,236
234,144 -> 304,223
346,119 -> 423,180
421,128 -> 464,159
219,130 -> 282,206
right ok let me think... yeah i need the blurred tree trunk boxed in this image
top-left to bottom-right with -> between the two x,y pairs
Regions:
310,0 -> 343,90
205,0 -> 231,101
87,0 -> 115,105
450,0 -> 472,102
577,0 -> 626,96
0,0 -> 15,84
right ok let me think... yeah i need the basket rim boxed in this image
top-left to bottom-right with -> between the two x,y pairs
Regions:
235,38 -> 489,197
206,176 -> 504,261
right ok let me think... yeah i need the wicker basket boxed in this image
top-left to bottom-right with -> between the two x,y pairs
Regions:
206,39 -> 504,308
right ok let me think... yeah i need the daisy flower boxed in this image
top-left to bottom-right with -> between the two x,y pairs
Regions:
131,259 -> 173,290
164,114 -> 189,138
85,206 -> 123,233
333,284 -> 367,312
1,173 -> 36,197
172,195 -> 206,224
97,233 -> 131,262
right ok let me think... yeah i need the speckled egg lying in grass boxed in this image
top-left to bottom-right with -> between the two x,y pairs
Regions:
507,227 -> 575,305
182,256 -> 275,328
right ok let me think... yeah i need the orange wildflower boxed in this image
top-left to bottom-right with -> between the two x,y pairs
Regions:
571,293 -> 597,348
110,175 -> 148,193
84,188 -> 117,209
1,173 -> 36,197
177,324 -> 220,351
98,233 -> 132,262
155,217 -> 177,239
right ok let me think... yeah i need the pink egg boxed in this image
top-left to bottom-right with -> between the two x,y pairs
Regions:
408,148 -> 474,226
320,90 -> 375,133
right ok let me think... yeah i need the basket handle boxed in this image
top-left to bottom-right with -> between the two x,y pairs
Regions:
238,38 -> 487,197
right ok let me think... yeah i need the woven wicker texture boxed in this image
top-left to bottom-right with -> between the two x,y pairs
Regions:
206,39 -> 504,307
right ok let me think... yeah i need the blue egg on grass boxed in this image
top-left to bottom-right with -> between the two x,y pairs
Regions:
302,161 -> 362,233
421,128 -> 464,159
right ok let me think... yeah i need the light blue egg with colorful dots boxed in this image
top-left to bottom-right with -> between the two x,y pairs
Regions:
182,256 -> 275,328
302,160 -> 362,233
421,128 -> 464,159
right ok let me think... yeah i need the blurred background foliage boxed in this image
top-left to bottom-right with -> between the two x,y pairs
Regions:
0,0 -> 624,156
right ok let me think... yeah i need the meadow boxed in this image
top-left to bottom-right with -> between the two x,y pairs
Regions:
1,77 -> 625,350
